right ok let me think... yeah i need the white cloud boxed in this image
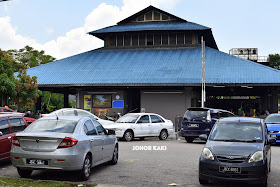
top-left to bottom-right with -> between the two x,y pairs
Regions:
44,26 -> 54,34
0,0 -> 181,59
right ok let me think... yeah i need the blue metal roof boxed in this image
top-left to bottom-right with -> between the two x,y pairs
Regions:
89,22 -> 210,34
25,47 -> 280,86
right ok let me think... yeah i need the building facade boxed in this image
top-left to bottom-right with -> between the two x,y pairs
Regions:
28,6 -> 280,122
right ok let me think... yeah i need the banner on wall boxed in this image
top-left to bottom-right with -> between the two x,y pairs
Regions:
84,95 -> 91,112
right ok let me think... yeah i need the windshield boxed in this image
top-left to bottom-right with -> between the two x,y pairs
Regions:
209,122 -> 263,142
184,110 -> 207,120
265,115 -> 280,123
116,114 -> 140,123
25,119 -> 77,133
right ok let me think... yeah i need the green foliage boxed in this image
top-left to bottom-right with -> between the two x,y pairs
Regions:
6,45 -> 55,71
268,54 -> 280,70
13,69 -> 42,112
0,49 -> 16,104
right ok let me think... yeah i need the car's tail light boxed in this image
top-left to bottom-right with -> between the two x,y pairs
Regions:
12,136 -> 20,147
57,137 -> 78,149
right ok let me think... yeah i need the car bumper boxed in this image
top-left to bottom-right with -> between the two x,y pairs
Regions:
11,147 -> 85,171
269,133 -> 280,143
179,129 -> 210,138
199,157 -> 267,184
115,130 -> 125,138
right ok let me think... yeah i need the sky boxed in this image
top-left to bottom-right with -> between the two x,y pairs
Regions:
1,0 -> 280,59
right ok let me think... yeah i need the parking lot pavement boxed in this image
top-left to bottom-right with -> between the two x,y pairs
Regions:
1,138 -> 280,186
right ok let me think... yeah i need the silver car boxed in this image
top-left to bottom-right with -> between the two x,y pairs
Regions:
11,116 -> 118,180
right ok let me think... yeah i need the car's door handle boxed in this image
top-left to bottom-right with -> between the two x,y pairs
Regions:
8,136 -> 12,139
102,138 -> 105,141
90,139 -> 94,142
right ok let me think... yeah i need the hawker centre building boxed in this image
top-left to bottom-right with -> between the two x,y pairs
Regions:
28,6 -> 280,122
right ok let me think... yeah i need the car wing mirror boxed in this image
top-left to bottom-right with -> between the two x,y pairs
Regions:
0,131 -> 3,136
268,138 -> 276,144
199,134 -> 208,141
107,129 -> 116,135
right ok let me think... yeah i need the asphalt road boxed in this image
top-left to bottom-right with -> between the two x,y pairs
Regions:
1,138 -> 280,187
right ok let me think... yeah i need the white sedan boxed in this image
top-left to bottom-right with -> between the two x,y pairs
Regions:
42,108 -> 114,127
103,113 -> 174,141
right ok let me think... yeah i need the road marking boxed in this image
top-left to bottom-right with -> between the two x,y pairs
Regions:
123,159 -> 139,163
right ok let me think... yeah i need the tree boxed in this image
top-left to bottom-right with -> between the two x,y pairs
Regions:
13,69 -> 42,112
6,45 -> 55,72
268,54 -> 280,70
0,49 -> 16,106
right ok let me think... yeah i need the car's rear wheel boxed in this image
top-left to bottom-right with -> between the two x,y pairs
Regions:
17,168 -> 32,178
199,177 -> 208,185
123,130 -> 134,141
79,154 -> 91,181
159,130 -> 168,140
109,145 -> 118,165
185,137 -> 194,143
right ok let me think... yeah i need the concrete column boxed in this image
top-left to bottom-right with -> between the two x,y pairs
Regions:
64,93 -> 69,108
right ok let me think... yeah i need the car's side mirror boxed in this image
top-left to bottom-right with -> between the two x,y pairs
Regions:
0,131 -> 3,136
268,138 -> 276,144
199,134 -> 208,141
107,129 -> 115,135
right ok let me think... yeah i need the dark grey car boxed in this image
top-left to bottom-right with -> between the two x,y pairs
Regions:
199,117 -> 275,186
11,116 -> 118,180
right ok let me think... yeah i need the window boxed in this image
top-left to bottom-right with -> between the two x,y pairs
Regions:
162,14 -> 169,20
147,34 -> 153,45
169,33 -> 176,45
132,35 -> 138,46
124,35 -> 131,46
109,36 -> 116,46
3,109 -> 13,112
177,33 -> 184,45
150,115 -> 163,123
78,111 -> 92,117
137,115 -> 150,123
162,34 -> 168,45
185,33 -> 192,44
117,35 -> 123,46
63,110 -> 75,116
154,34 -> 161,45
138,15 -> 144,21
0,120 -> 10,135
220,112 -> 229,118
84,120 -> 97,135
10,118 -> 25,133
154,11 -> 160,20
210,113 -> 219,119
139,34 -> 145,46
146,11 -> 152,21
92,120 -> 107,135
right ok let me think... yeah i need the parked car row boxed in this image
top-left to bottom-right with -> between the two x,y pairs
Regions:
1,106 -> 278,186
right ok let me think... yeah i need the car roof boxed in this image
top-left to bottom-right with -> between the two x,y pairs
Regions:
218,117 -> 262,123
0,113 -> 24,118
39,115 -> 85,121
266,113 -> 280,116
187,107 -> 232,114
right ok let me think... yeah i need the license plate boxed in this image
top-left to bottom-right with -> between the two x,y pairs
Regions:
189,123 -> 199,127
219,166 -> 241,173
26,159 -> 48,165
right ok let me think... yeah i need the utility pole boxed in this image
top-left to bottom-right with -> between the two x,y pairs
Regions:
201,37 -> 206,107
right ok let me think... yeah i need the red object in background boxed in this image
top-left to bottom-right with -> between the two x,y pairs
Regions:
0,107 -> 36,125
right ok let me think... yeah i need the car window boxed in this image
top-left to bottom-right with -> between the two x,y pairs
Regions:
116,114 -> 139,123
209,122 -> 263,142
220,112 -> 229,117
62,110 -> 76,116
78,110 -> 93,117
150,115 -> 163,123
3,109 -> 13,112
211,113 -> 219,119
0,119 -> 10,135
92,120 -> 107,135
137,115 -> 150,123
25,119 -> 77,133
84,120 -> 97,135
10,118 -> 25,133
